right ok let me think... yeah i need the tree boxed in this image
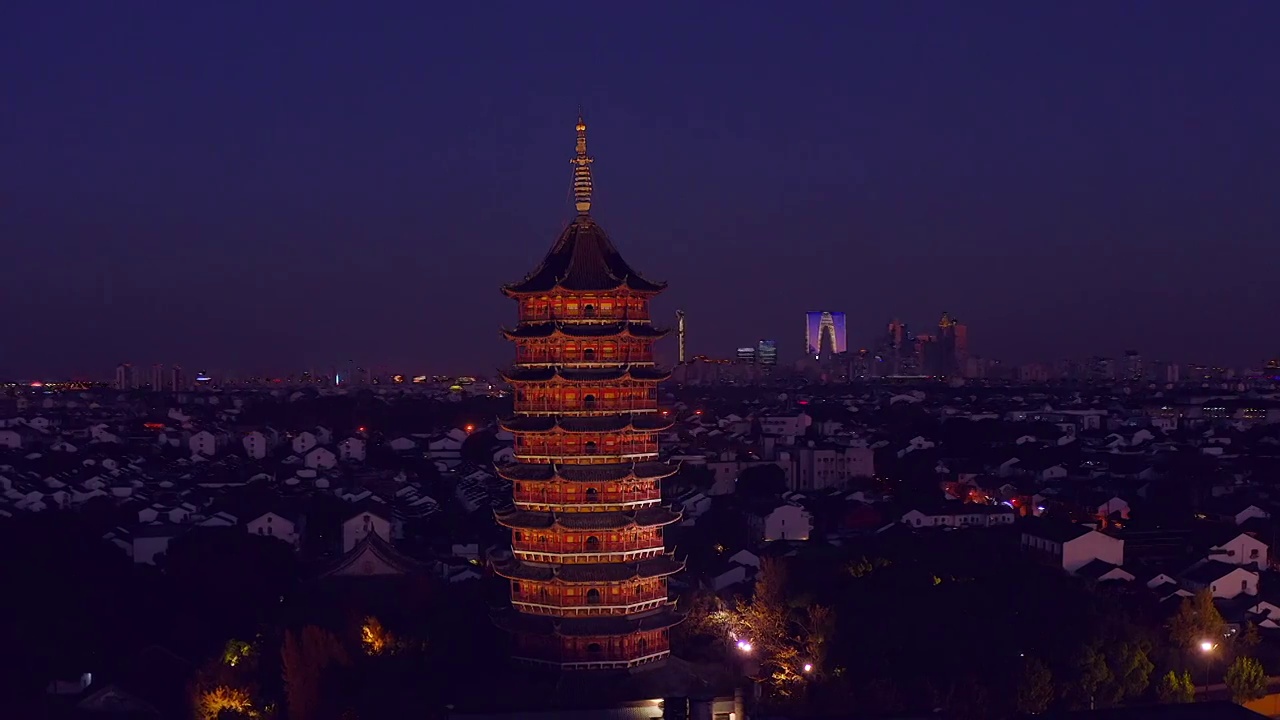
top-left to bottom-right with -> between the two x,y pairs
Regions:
1067,646 -> 1114,709
281,626 -> 348,720
1224,656 -> 1267,705
194,686 -> 255,720
1237,621 -> 1261,654
1168,590 -> 1226,651
736,464 -> 787,499
1103,641 -> 1154,705
1015,657 -> 1055,714
1156,671 -> 1195,704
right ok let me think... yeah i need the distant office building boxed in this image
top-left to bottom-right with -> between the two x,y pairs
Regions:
805,311 -> 847,359
1124,350 -> 1144,382
150,364 -> 164,391
114,363 -> 133,390
756,339 -> 778,368
933,312 -> 967,377
736,346 -> 757,364
170,366 -> 185,391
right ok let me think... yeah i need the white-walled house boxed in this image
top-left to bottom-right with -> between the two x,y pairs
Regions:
246,511 -> 300,547
902,504 -> 1016,529
338,437 -> 366,462
189,430 -> 221,457
243,430 -> 279,460
292,431 -> 319,455
1209,532 -> 1269,570
1181,560 -> 1258,600
748,503 -> 812,542
343,509 -> 392,552
304,446 -> 337,470
1021,521 -> 1125,574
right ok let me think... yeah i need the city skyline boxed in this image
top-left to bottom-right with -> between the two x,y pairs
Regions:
4,4 -> 1277,378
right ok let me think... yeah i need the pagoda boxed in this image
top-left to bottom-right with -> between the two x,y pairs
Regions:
493,115 -> 683,671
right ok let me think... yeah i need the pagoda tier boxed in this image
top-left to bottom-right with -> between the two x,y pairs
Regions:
500,414 -> 673,434
496,608 -> 679,670
513,292 -> 652,324
502,366 -> 671,383
496,114 -> 680,670
494,554 -> 684,582
501,322 -> 669,340
511,337 -> 658,366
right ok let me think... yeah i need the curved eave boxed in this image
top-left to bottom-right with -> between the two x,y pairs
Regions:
494,461 -> 680,484
501,323 -> 670,341
502,275 -> 668,297
498,415 -> 676,434
495,607 -> 683,637
495,507 -> 681,531
500,366 -> 672,384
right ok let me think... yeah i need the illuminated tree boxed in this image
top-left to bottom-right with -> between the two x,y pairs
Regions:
360,616 -> 395,656
1156,670 -> 1195,704
1168,590 -> 1226,651
1237,621 -> 1261,653
1225,656 -> 1267,705
195,686 -> 255,720
1015,657 -> 1055,714
281,626 -> 348,720
222,639 -> 254,668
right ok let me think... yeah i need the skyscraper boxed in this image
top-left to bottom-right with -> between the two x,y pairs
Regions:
493,115 -> 682,670
805,311 -> 847,359
756,339 -> 778,368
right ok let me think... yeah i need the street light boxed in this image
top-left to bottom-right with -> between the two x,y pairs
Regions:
736,640 -> 753,653
1200,640 -> 1216,653
802,663 -> 813,673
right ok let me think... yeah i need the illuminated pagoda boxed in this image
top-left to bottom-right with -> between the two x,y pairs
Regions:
493,114 -> 682,671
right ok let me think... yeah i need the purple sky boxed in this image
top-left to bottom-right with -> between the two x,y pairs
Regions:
3,2 -> 1277,379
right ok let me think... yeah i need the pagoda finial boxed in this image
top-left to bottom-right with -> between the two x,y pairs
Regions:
572,110 -> 594,215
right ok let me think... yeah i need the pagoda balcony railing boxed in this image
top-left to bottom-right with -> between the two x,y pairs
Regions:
518,309 -> 651,323
514,648 -> 669,671
513,546 -> 666,564
514,497 -> 662,511
511,597 -> 669,616
515,451 -> 658,464
513,402 -> 660,416
514,355 -> 657,367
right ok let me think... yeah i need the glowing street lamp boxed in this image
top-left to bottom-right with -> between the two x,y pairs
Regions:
802,663 -> 813,673
1199,640 -> 1216,653
736,640 -> 753,653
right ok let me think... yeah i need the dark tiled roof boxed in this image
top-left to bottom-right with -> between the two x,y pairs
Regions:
502,217 -> 666,295
1022,518 -> 1095,543
501,322 -> 669,340
495,461 -> 678,483
499,414 -> 675,434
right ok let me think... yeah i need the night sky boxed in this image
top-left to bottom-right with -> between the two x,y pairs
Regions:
4,2 -> 1277,379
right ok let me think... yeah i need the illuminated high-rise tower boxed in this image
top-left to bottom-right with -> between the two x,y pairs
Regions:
494,114 -> 683,670
805,311 -> 847,359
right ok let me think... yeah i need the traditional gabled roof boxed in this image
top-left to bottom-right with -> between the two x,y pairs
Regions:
495,505 -> 681,531
499,414 -> 674,434
316,531 -> 429,578
501,322 -> 669,340
495,460 -> 679,483
494,554 -> 684,582
494,605 -> 682,636
501,365 -> 671,384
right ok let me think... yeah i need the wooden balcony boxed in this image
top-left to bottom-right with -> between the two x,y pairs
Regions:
514,546 -> 666,564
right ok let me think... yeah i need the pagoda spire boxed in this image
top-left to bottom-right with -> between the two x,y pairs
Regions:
572,109 -> 594,215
